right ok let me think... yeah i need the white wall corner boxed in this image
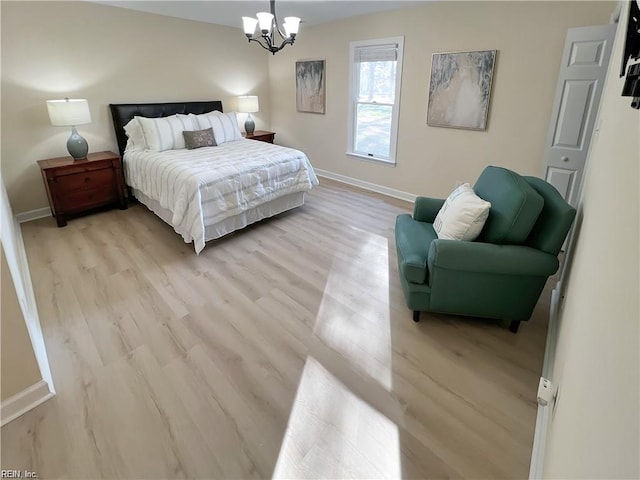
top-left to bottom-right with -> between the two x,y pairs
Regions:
1,180 -> 55,392
314,169 -> 417,203
1,380 -> 55,427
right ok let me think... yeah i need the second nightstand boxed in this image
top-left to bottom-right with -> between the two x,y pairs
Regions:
38,151 -> 127,227
243,130 -> 276,144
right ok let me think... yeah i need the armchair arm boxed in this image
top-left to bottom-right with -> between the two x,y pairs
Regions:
413,196 -> 445,223
428,239 -> 559,276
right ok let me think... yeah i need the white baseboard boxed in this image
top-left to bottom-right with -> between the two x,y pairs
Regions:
15,207 -> 51,224
1,380 -> 55,426
529,286 -> 560,479
314,169 -> 416,203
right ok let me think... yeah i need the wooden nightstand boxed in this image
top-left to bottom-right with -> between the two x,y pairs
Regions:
243,130 -> 276,144
38,151 -> 127,227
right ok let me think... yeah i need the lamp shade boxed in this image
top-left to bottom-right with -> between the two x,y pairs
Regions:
283,17 -> 300,37
242,16 -> 258,35
238,96 -> 259,113
47,98 -> 91,126
256,11 -> 274,33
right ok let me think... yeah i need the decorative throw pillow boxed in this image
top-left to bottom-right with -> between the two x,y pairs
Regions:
190,111 -> 243,145
135,114 -> 196,151
433,183 -> 491,241
183,128 -> 216,149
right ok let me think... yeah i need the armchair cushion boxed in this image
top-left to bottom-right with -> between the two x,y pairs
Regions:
474,166 -> 544,244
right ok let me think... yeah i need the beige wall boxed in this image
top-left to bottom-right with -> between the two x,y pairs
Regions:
1,1 -> 614,211
1,1 -> 271,214
1,245 -> 42,401
268,1 -> 614,199
543,4 -> 640,477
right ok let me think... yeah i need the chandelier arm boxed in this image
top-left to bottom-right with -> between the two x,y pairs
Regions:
276,37 -> 294,51
274,25 -> 287,40
261,32 -> 275,50
269,0 -> 287,40
248,37 -> 274,53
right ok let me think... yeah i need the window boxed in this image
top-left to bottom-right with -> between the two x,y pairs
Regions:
348,36 -> 404,164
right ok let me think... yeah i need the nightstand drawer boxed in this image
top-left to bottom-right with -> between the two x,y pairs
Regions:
59,185 -> 118,212
56,168 -> 115,192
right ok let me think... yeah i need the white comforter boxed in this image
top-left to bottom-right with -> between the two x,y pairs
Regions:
124,139 -> 319,253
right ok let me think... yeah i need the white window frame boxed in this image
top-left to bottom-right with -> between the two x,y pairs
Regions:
347,36 -> 404,165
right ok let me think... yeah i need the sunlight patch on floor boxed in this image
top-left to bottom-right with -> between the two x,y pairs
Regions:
273,230 -> 399,478
311,231 -> 393,389
272,357 -> 400,479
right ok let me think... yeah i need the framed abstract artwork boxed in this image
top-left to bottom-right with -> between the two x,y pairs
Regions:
296,60 -> 325,114
427,50 -> 497,130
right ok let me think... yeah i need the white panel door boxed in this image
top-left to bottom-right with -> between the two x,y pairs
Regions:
543,24 -> 616,207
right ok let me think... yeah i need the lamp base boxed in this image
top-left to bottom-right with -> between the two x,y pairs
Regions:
244,114 -> 256,136
67,126 -> 88,160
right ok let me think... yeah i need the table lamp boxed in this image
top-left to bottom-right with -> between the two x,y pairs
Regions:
238,95 -> 259,135
46,98 -> 91,160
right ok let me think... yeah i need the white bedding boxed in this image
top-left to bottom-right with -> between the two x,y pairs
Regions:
123,139 -> 319,253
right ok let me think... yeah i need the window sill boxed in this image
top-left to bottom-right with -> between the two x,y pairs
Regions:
346,152 -> 396,166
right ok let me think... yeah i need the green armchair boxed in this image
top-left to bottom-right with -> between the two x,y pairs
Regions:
395,166 -> 576,333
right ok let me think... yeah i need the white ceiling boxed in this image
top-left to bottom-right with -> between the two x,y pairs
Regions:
91,1 -> 430,28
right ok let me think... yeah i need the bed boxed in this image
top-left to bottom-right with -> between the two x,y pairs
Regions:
109,101 -> 318,253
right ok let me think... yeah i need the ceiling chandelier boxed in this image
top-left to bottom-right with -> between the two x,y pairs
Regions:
242,0 -> 300,55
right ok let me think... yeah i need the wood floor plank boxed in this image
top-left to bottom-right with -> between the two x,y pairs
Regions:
162,352 -> 264,479
2,178 -> 549,478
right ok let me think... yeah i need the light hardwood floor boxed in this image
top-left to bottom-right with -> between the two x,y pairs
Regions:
1,179 -> 550,479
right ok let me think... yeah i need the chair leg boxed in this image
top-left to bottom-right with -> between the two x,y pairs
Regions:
509,320 -> 521,333
413,311 -> 420,322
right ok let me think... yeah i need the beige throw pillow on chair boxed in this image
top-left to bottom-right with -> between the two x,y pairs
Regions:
433,183 -> 491,241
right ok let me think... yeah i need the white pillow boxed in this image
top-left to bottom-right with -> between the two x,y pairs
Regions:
135,114 -> 196,151
433,183 -> 491,241
190,111 -> 243,144
123,117 -> 145,152
176,113 -> 198,129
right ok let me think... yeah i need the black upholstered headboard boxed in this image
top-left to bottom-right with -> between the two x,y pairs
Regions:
109,101 -> 223,157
